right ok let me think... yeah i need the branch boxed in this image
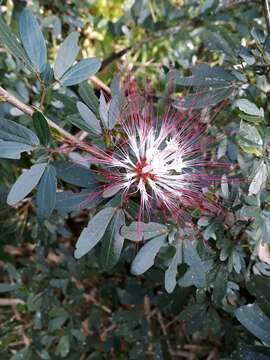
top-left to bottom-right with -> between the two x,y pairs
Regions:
100,25 -> 182,70
101,46 -> 132,71
263,0 -> 270,35
0,298 -> 25,306
0,87 -> 33,117
0,86 -> 111,157
100,1 -> 254,70
90,76 -> 111,94
0,86 -> 83,143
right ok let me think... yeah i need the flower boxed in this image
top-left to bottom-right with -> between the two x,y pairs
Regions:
80,79 -> 224,224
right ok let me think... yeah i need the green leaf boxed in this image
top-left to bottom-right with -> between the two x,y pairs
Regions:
33,111 -> 51,146
102,183 -> 124,198
239,122 -> 262,145
56,335 -> 70,358
43,15 -> 61,38
48,316 -> 68,332
59,58 -> 101,86
50,278 -> 68,291
71,329 -> 86,343
221,174 -> 229,199
232,249 -> 242,274
212,265 -> 228,306
0,15 -> 34,71
78,81 -> 99,115
217,138 -> 227,159
0,283 -> 19,293
239,46 -> 255,65
121,222 -> 168,241
230,345 -> 270,360
26,293 -> 41,312
260,212 -> 270,244
203,28 -> 236,58
19,9 -> 47,73
48,308 -> 69,331
108,96 -> 121,130
176,87 -> 233,109
0,141 -> 33,159
67,114 -> 95,134
234,99 -> 264,118
249,161 -> 267,196
54,32 -> 80,80
179,303 -> 207,335
110,74 -> 121,96
131,235 -> 167,275
0,118 -> 40,146
238,121 -> 263,156
54,160 -> 97,188
248,276 -> 270,317
10,348 -> 31,360
36,165 -> 57,219
101,209 -> 125,270
202,223 -> 216,240
77,101 -> 102,134
55,190 -> 102,213
178,241 -> 207,288
53,93 -> 77,114
251,27 -> 266,44
165,244 -> 183,293
220,174 -> 230,200
173,65 -> 234,86
235,303 -> 270,344
7,163 -> 47,205
99,92 -> 108,127
74,207 -> 115,259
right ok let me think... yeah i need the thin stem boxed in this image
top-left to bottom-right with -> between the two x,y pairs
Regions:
0,86 -> 109,157
40,86 -> 47,109
0,86 -> 78,143
90,75 -> 111,94
0,86 -> 33,116
263,0 -> 270,35
100,24 -> 183,71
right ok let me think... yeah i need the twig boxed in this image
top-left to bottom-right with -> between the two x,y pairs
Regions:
100,324 -> 116,341
40,86 -> 47,109
0,298 -> 25,306
83,293 -> 112,314
100,1 -> 254,71
100,25 -> 183,71
157,311 -> 175,356
143,295 -> 154,353
101,46 -> 132,70
2,297 -> 31,347
0,87 -> 33,117
90,76 -> 111,94
0,86 -> 76,142
0,78 -> 112,147
206,348 -> 219,360
146,349 -> 191,358
262,0 -> 270,35
165,315 -> 180,328
184,344 -> 207,352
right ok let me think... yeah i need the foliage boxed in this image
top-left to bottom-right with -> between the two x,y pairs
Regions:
1,0 -> 270,359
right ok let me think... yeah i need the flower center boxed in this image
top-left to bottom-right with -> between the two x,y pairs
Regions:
135,158 -> 157,183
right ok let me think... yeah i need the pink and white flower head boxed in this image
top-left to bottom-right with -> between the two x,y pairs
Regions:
83,78 -> 225,225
